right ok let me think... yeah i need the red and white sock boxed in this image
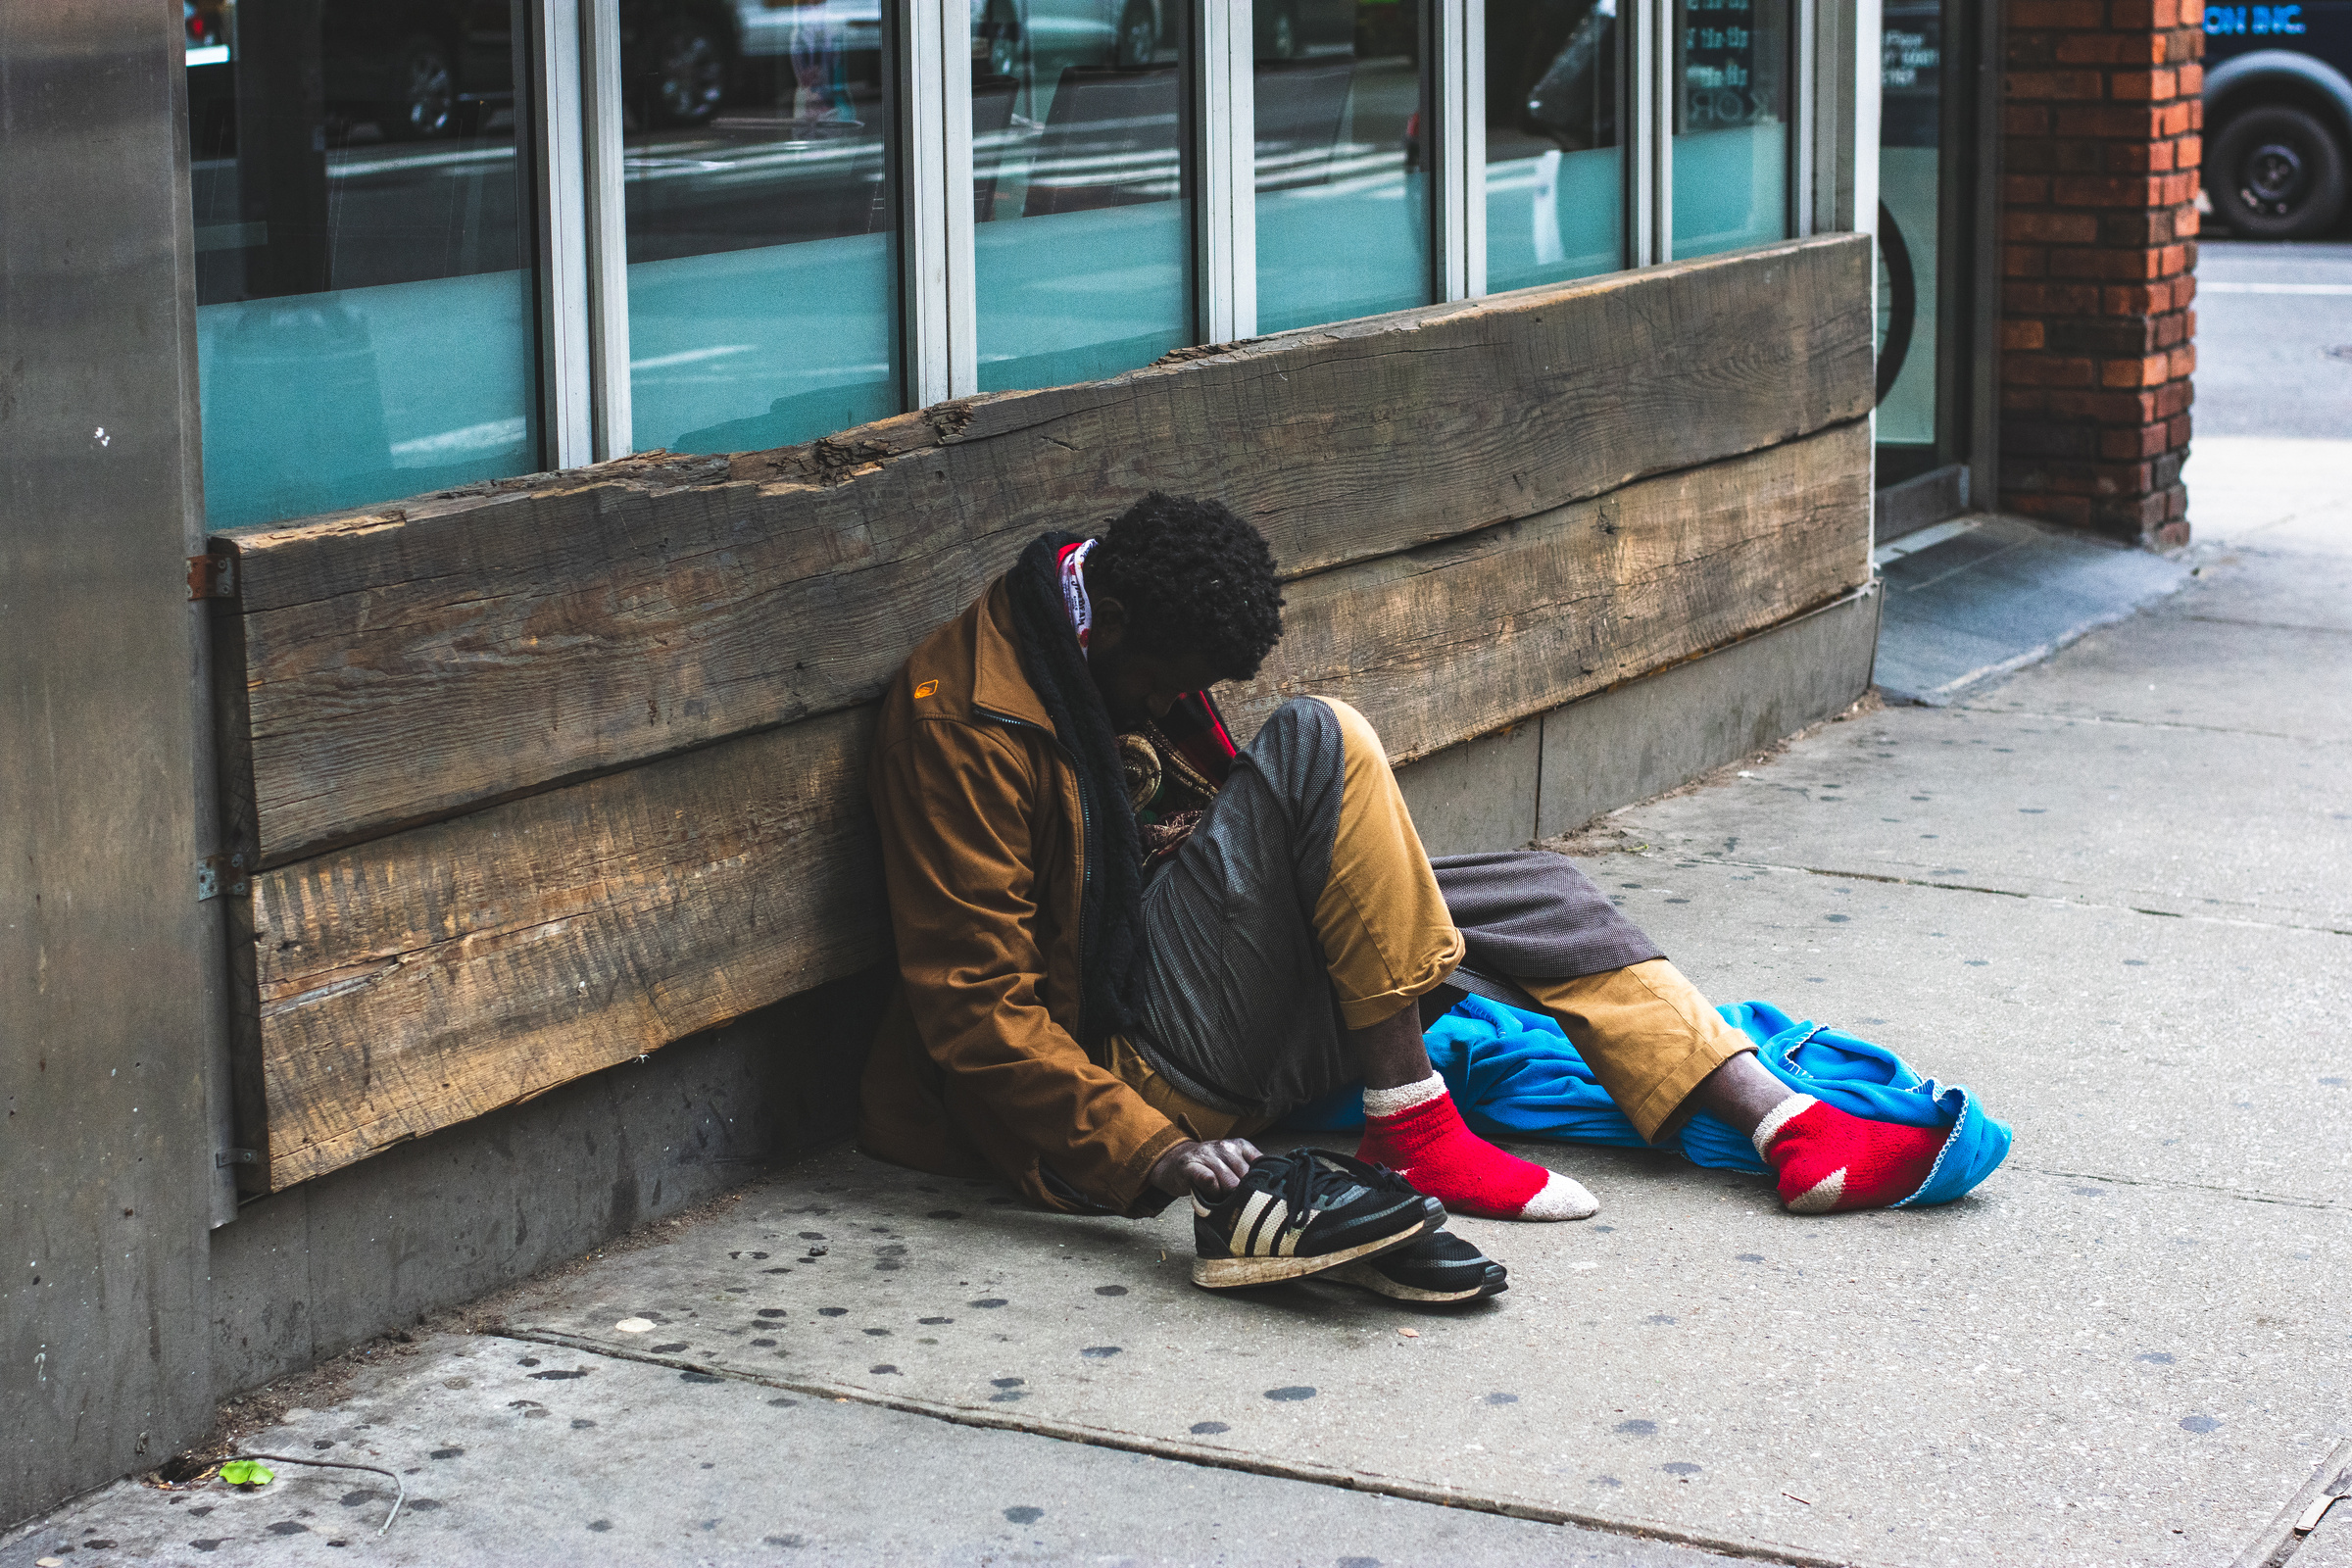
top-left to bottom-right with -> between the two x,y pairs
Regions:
1752,1095 -> 1944,1213
1356,1075 -> 1597,1221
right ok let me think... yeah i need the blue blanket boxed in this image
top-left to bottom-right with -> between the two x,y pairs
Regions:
1288,995 -> 2010,1206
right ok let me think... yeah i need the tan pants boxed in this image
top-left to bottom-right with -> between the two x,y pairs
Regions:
1111,697 -> 1752,1143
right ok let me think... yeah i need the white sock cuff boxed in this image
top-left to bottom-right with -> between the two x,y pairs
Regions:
1751,1094 -> 1819,1160
1362,1073 -> 1447,1120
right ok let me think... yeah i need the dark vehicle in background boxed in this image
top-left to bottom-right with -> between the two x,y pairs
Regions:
2203,0 -> 2352,236
322,0 -> 743,136
185,0 -> 746,145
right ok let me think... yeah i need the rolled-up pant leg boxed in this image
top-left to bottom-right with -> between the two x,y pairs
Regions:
1128,697 -> 1463,1118
1516,962 -> 1758,1144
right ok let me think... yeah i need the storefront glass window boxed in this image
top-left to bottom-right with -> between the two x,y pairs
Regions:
1876,0 -> 1941,449
625,2 -> 902,453
1669,0 -> 1789,258
185,0 -> 539,530
972,0 -> 1194,391
1485,0 -> 1623,293
1254,0 -> 1430,334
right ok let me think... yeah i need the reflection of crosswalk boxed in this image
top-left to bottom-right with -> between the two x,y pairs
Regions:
327,145 -> 516,179
318,124 -> 1407,205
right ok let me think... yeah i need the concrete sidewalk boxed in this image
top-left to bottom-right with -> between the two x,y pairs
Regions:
9,509 -> 2348,1567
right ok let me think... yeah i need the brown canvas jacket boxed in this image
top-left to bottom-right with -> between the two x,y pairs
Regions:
857,577 -> 1190,1216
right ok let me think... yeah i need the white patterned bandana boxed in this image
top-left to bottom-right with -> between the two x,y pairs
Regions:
1056,538 -> 1097,648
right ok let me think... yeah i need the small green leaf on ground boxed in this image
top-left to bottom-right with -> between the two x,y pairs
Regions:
220,1459 -> 275,1487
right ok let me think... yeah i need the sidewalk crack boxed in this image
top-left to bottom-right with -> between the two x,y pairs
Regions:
1650,852 -> 2352,939
2009,1163 -> 2343,1213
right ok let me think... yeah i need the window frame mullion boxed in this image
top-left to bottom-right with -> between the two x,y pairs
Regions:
526,0 -> 595,466
1197,0 -> 1257,342
581,0 -> 633,459
904,0 -> 977,404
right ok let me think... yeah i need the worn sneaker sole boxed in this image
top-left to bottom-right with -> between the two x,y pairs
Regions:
1324,1259 -> 1508,1303
1190,1207 -> 1442,1291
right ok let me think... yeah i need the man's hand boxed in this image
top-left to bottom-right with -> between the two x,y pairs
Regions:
1148,1137 -> 1263,1199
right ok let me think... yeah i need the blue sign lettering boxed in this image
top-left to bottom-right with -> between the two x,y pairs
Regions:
2208,3 -> 2307,30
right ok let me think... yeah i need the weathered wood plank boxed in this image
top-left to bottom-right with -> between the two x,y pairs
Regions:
251,705 -> 884,1190
248,422 -> 1870,1192
1228,417 -> 1875,755
220,236 -> 1873,867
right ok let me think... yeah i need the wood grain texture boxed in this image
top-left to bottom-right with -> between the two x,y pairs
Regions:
218,236 -> 1873,867
247,421 -> 1870,1192
1227,420 -> 1876,757
248,705 -> 884,1191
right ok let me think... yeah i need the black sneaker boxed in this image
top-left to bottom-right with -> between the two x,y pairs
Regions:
1192,1148 -> 1443,1290
1326,1230 -> 1508,1302
1304,1152 -> 1509,1302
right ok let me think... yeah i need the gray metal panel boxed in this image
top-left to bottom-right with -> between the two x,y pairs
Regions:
0,0 -> 222,1524
1535,586 -> 1884,839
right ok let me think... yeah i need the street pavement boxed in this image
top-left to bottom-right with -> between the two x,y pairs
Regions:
9,252 -> 2350,1568
10,505 -> 2344,1567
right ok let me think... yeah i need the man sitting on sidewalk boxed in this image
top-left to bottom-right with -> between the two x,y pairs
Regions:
858,495 -> 1944,1297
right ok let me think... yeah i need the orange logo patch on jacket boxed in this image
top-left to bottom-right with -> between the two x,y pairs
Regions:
913,678 -> 940,699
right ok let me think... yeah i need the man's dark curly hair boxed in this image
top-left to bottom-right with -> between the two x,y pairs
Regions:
1088,492 -> 1286,681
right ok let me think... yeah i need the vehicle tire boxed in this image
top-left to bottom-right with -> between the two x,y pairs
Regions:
981,0 -> 1021,77
645,20 -> 727,127
1266,3 -> 1298,60
384,35 -> 459,140
1115,0 -> 1156,68
2211,105 -> 2348,240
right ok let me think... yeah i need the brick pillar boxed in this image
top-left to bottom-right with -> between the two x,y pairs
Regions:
1997,0 -> 2201,548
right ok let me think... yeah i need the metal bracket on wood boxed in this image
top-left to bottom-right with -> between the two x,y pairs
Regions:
197,851 -> 251,902
216,1148 -> 259,1169
187,552 -> 238,601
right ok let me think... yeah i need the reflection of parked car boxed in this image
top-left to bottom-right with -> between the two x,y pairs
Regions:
970,0 -> 1173,76
1255,0 -> 1356,60
318,0 -> 742,139
1520,0 -> 1616,150
2202,0 -> 2352,236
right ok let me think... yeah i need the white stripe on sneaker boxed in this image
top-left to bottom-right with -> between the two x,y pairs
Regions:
1751,1094 -> 1819,1159
1234,1191 -> 1274,1252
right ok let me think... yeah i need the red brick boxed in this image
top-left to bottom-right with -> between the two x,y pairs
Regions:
2153,310 -> 2185,347
2005,104 -> 2055,136
2176,134 -> 2202,173
2004,320 -> 2048,351
2099,210 -> 2178,246
2157,242 -> 2188,275
2053,104 -> 2166,137
2007,174 -> 2055,205
2178,62 -> 2203,94
2009,70 -> 2108,99
2111,69 -> 2180,101
2006,244 -> 2051,277
2053,174 -> 2167,207
2006,492 -> 2096,526
2010,355 -> 2100,387
2044,389 -> 2165,422
2010,212 -> 2102,243
2058,32 -> 2170,63
2154,379 -> 2193,417
2101,352 -> 2171,387
2169,344 -> 2196,377
2050,246 -> 2165,280
2005,281 -> 2104,315
2099,423 -> 2171,460
2168,411 -> 2193,448
2015,0 -> 2107,23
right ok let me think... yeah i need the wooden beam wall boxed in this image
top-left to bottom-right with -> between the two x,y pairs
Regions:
245,422 -> 1870,1191
217,237 -> 1873,868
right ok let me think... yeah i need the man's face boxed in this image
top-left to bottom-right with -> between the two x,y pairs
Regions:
1087,599 -> 1223,729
